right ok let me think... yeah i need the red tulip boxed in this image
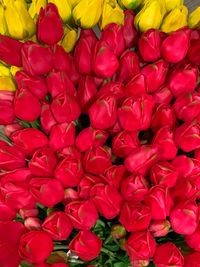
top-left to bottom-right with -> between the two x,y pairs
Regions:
188,38 -> 200,66
172,155 -> 194,179
123,10 -> 138,48
149,220 -> 171,237
0,195 -> 16,221
62,188 -> 79,205
103,165 -> 127,189
78,174 -> 103,200
51,44 -> 71,72
0,168 -> 31,184
184,252 -> 200,267
37,3 -> 64,45
152,85 -> 173,105
123,74 -> 147,98
24,217 -> 42,231
0,91 -> 15,125
0,34 -> 22,66
40,102 -> 57,134
171,178 -> 196,204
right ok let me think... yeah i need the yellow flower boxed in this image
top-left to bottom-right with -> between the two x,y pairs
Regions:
29,0 -> 47,19
164,0 -> 183,12
118,0 -> 142,9
0,76 -> 16,91
99,0 -> 124,30
61,27 -> 78,53
48,0 -> 72,23
68,0 -> 80,8
188,6 -> 200,29
10,66 -> 22,77
161,5 -> 188,33
4,0 -> 36,39
134,0 -> 163,32
0,5 -> 7,35
72,0 -> 103,28
0,63 -> 10,76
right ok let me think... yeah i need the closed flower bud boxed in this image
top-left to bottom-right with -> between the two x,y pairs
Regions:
116,50 -> 140,84
61,27 -> 78,53
62,188 -> 79,205
124,74 -> 147,98
0,145 -> 24,171
152,85 -> 173,105
153,242 -> 184,267
184,252 -> 200,267
69,231 -> 102,261
19,231 -> 53,264
123,10 -> 138,48
125,231 -> 156,262
134,0 -> 163,32
0,91 -> 15,125
164,0 -> 183,12
100,0 -> 124,30
144,185 -> 173,220
111,224 -> 126,239
4,0 -> 35,39
83,146 -> 112,175
78,174 -> 103,200
188,38 -> 200,67
149,220 -> 171,237
72,0 -> 103,28
189,7 -> 200,29
42,211 -> 73,240
119,0 -> 142,9
161,5 -> 188,33
48,0 -> 71,23
65,200 -> 98,230
29,0 -> 47,19
0,5 -> 7,35
90,183 -> 123,219
51,44 -> 72,72
40,102 -> 57,134
161,27 -> 191,63
24,217 -> 42,231
103,165 -> 127,189
120,202 -> 151,232
30,178 -> 64,207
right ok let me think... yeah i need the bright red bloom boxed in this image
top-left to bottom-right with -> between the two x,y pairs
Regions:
0,91 -> 15,125
149,220 -> 171,237
123,10 -> 138,48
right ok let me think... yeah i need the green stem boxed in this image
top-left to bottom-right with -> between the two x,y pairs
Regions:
101,247 -> 116,258
54,245 -> 68,250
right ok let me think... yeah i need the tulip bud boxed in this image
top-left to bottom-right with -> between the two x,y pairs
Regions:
152,85 -> 173,105
118,95 -> 154,131
150,161 -> 178,188
121,173 -> 149,202
0,168 -> 31,184
125,231 -> 156,262
103,165 -> 127,189
0,195 -> 16,221
100,0 -> 124,30
24,217 -> 42,231
153,242 -> 184,267
111,224 -> 126,239
51,92 -> 80,123
62,188 -> 79,205
0,145 -> 26,171
29,0 -> 47,19
171,178 -> 196,204
77,76 -> 98,113
188,38 -> 200,67
116,51 -> 140,84
19,231 -> 53,264
59,145 -> 81,160
72,0 -> 103,28
37,3 -> 63,45
123,10 -> 138,48
29,148 -> 58,177
164,0 -> 183,12
65,200 -> 98,230
149,220 -> 171,237
21,42 -> 53,76
189,7 -> 200,30
4,0 -> 35,39
124,74 -> 147,98
19,208 -> 38,219
30,178 -> 64,207
48,0 -> 71,23
42,211 -> 72,240
184,252 -> 200,267
90,183 -> 123,219
144,185 -> 173,220
161,27 -> 191,63
152,126 -> 177,161
138,29 -> 162,62
51,44 -> 71,72
83,146 -> 112,175
0,91 -> 15,125
141,59 -> 169,93
10,128 -> 48,156
0,35 -> 22,66
76,127 -> 108,153
101,23 -> 125,57
125,145 -> 158,175
120,202 -> 151,232
92,41 -> 119,78
151,104 -> 176,133
119,0 -> 142,9
134,0 -> 163,32
168,62 -> 198,97
40,102 -> 56,134
49,122 -> 75,152
69,231 -> 102,261
175,120 -> 200,152
0,5 -> 7,35
61,27 -> 77,53
15,71 -> 48,100
112,130 -> 139,158
161,5 -> 188,33
170,200 -> 198,235
78,174 -> 103,200
173,92 -> 200,122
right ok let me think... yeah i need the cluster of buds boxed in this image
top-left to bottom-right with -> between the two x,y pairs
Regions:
0,1 -> 200,267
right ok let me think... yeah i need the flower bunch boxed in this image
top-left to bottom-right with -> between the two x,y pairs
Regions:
0,1 -> 200,267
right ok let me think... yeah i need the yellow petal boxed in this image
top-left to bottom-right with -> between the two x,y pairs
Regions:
29,0 -> 47,19
188,6 -> 200,29
0,76 -> 16,91
48,0 -> 72,23
164,0 -> 184,12
10,66 -> 22,77
0,5 -> 8,35
61,27 -> 78,53
0,64 -> 10,76
118,0 -> 142,9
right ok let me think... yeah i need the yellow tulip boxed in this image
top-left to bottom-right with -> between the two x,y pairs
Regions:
61,27 -> 78,53
29,0 -> 47,19
99,0 -> 124,30
188,6 -> 200,30
161,5 -> 188,33
164,0 -> 183,12
0,5 -> 7,35
118,0 -> 142,9
4,0 -> 36,39
10,66 -> 22,77
68,0 -> 80,8
0,63 -> 10,76
0,76 -> 16,91
134,0 -> 163,32
48,0 -> 72,23
72,0 -> 103,28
